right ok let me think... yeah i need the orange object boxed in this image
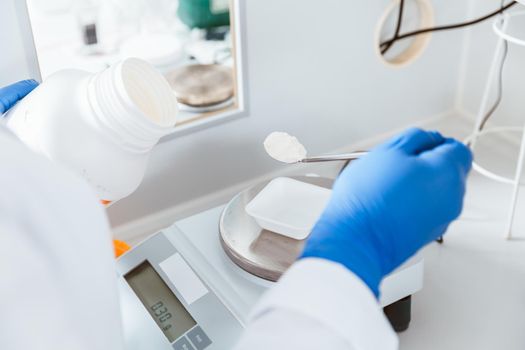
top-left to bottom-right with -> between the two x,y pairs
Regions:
101,200 -> 112,206
113,239 -> 131,258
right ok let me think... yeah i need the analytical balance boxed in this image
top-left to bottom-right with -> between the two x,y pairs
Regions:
117,176 -> 424,350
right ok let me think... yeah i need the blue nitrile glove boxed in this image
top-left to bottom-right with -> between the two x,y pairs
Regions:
0,79 -> 39,114
301,128 -> 473,297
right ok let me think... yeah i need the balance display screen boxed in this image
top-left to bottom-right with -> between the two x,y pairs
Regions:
125,261 -> 197,342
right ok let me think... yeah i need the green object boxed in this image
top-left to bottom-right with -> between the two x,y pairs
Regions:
178,0 -> 230,29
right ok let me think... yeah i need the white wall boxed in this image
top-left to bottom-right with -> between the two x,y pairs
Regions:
107,0 -> 471,227
2,0 -> 472,228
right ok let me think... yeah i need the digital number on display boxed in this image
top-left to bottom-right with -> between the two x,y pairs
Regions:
151,301 -> 173,331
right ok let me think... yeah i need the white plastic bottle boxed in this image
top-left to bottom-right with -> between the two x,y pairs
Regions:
6,58 -> 178,203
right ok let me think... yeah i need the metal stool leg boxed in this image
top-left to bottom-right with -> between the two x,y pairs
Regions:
505,122 -> 525,239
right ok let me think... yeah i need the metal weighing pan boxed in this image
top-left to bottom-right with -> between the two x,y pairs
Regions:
219,176 -> 333,282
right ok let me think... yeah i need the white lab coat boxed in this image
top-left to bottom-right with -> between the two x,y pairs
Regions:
0,127 -> 123,350
234,259 -> 398,350
0,126 -> 397,350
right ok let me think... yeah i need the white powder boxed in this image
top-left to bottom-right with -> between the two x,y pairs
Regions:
264,132 -> 307,163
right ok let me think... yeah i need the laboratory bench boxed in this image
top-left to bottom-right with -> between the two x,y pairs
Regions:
120,116 -> 525,349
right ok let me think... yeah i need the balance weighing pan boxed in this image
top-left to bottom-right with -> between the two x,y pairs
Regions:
219,176 -> 333,282
219,174 -> 414,332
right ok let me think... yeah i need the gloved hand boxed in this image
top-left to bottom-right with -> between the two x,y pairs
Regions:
301,128 -> 473,297
0,80 -> 39,114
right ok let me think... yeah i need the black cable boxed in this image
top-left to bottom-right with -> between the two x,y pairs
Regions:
479,41 -> 508,131
381,0 -> 405,55
479,0 -> 509,131
380,1 -> 517,50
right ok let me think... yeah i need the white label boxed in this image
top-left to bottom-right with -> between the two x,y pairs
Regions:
159,253 -> 209,305
210,0 -> 229,14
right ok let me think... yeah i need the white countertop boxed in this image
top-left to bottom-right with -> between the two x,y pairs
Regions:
400,169 -> 525,349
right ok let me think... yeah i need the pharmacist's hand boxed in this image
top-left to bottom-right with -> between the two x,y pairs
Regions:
301,128 -> 472,297
0,80 -> 38,114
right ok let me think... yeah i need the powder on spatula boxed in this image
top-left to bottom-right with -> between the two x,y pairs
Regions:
264,132 -> 307,163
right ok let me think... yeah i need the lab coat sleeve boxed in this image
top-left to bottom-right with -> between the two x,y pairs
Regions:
234,258 -> 398,350
0,127 -> 124,350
